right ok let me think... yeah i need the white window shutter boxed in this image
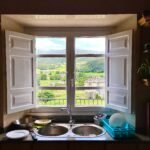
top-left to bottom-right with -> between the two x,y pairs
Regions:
105,30 -> 132,113
5,30 -> 36,114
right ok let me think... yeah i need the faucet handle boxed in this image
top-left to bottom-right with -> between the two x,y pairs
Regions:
69,119 -> 75,124
61,108 -> 67,111
60,107 -> 69,114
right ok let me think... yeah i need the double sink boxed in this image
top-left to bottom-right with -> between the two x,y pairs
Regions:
34,123 -> 106,138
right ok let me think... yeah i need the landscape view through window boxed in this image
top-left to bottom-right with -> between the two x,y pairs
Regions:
36,36 -> 105,107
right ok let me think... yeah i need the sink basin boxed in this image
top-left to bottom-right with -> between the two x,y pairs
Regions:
34,123 -> 106,138
72,124 -> 105,137
37,124 -> 69,136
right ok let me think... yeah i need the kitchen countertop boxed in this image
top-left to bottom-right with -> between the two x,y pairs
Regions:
0,127 -> 113,141
0,122 -> 149,142
0,130 -> 150,142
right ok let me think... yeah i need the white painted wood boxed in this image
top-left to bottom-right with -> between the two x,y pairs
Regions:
4,14 -> 134,27
6,30 -> 36,114
105,30 -> 132,113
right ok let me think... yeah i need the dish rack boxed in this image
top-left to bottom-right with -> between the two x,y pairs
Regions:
100,116 -> 135,139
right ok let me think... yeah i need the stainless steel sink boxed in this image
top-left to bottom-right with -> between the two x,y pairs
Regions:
72,124 -> 105,137
37,124 -> 69,136
34,123 -> 106,138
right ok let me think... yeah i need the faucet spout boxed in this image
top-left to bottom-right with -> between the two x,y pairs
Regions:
61,105 -> 74,126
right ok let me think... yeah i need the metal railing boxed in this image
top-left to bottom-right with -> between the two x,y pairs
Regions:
38,98 -> 104,106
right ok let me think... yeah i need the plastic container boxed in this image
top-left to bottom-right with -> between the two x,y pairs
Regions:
100,117 -> 135,139
94,113 -> 107,125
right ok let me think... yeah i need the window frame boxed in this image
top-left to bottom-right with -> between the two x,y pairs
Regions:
35,34 -> 69,112
29,28 -> 112,114
70,33 -> 106,112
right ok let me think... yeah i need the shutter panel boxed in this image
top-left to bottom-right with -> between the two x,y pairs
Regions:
6,31 -> 36,114
105,30 -> 132,113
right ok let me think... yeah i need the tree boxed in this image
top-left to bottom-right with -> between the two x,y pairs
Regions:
50,72 -> 61,80
37,75 -> 40,86
40,72 -> 47,80
95,93 -> 102,100
76,72 -> 87,86
38,90 -> 54,103
79,60 -> 104,73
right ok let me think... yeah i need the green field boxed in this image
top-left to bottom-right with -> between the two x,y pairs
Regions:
37,57 -> 105,107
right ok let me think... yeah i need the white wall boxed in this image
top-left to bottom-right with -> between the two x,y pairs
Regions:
1,15 -> 24,32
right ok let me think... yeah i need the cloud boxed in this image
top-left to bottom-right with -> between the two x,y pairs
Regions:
36,37 -> 106,54
36,38 -> 66,52
75,37 -> 105,52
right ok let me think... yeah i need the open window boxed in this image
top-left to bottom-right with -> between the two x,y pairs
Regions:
4,15 -> 134,114
5,29 -> 132,114
36,37 -> 67,108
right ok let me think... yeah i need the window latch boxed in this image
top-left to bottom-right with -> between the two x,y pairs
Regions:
71,78 -> 74,87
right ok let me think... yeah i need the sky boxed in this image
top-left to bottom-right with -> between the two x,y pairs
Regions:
36,37 -> 105,54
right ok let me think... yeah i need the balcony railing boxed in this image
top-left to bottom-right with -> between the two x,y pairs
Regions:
38,98 -> 104,106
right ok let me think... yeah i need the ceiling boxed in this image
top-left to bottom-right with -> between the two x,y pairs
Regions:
4,14 -> 135,27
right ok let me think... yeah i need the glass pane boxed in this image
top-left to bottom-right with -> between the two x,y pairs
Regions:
36,58 -> 66,87
37,90 -> 67,107
75,37 -> 105,54
75,90 -> 105,107
36,37 -> 66,54
75,57 -> 105,87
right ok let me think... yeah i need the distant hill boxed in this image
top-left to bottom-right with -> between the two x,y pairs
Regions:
37,49 -> 104,66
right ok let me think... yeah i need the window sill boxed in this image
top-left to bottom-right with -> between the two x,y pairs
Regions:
28,106 -> 116,116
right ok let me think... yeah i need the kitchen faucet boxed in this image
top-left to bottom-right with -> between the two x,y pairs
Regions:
61,105 -> 74,126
